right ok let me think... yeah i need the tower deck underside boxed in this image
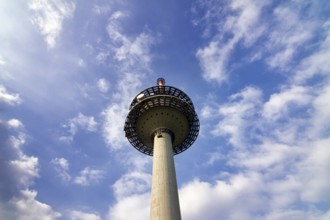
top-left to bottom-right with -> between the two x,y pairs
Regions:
136,107 -> 189,148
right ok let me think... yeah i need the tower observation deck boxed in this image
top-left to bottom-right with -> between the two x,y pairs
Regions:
124,78 -> 199,220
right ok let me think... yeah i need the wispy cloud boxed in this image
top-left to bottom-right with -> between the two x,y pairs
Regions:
107,193 -> 150,220
298,138 -> 330,203
51,158 -> 106,187
294,21 -> 330,83
180,174 -> 265,220
194,0 -> 268,84
74,167 -> 104,186
0,120 -> 60,219
70,210 -> 101,220
262,85 -> 312,121
265,5 -> 314,70
203,152 -> 224,166
51,157 -> 71,182
28,0 -> 76,48
196,40 -> 232,84
0,56 -> 6,66
92,5 -> 112,15
5,190 -> 61,220
113,171 -> 151,200
0,121 -> 38,189
107,151 -> 152,219
101,10 -> 157,149
194,0 -> 321,84
60,113 -> 98,143
97,78 -> 110,93
100,13 -> 156,210
102,73 -> 145,149
186,2 -> 330,218
9,153 -> 39,186
7,119 -> 24,128
309,83 -> 330,138
0,85 -> 21,106
196,85 -> 330,218
212,86 -> 262,147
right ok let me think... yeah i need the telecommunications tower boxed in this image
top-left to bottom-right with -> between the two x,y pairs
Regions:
124,78 -> 199,220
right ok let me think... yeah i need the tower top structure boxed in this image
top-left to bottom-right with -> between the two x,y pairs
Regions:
124,78 -> 199,156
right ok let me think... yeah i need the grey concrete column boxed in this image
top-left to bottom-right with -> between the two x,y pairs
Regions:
150,130 -> 181,220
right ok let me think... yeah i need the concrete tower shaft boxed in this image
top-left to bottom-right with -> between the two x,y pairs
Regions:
151,130 -> 181,220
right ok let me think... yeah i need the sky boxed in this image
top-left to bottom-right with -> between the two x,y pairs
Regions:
1,0 -> 330,219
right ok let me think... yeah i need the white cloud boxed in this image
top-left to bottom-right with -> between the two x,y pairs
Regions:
298,138 -> 330,203
101,73 -> 149,149
51,157 -> 69,170
0,85 -> 22,105
74,167 -> 104,186
179,140 -> 330,220
51,158 -> 108,187
51,157 -> 71,182
100,45 -> 154,218
10,154 -> 39,186
107,193 -> 149,220
92,5 -> 112,15
198,84 -> 330,218
232,140 -> 301,172
102,103 -> 127,149
194,1 -> 322,83
95,51 -> 109,64
106,11 -> 155,70
196,40 -> 232,84
107,152 -> 152,219
106,11 -> 126,43
176,137 -> 330,220
29,0 -> 76,48
200,104 -> 216,120
7,119 -> 23,128
180,174 -> 266,220
103,12 -> 154,149
228,0 -> 268,46
193,88 -> 330,218
203,152 -> 223,166
0,120 -> 59,219
0,56 -> 6,65
97,78 -> 110,93
77,58 -> 86,67
100,10 -> 156,150
5,190 -> 61,220
70,210 -> 101,220
212,86 -> 262,147
196,20 -> 330,215
60,113 -> 98,143
126,153 -> 152,172
190,3 -> 330,216
262,85 -> 312,121
195,0 -> 268,84
113,171 -> 151,200
265,5 -> 314,69
114,32 -> 154,67
259,209 -> 330,220
309,83 -> 330,137
2,131 -> 39,187
294,21 -> 330,83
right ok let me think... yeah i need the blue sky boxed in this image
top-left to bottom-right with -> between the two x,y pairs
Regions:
1,0 -> 330,219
